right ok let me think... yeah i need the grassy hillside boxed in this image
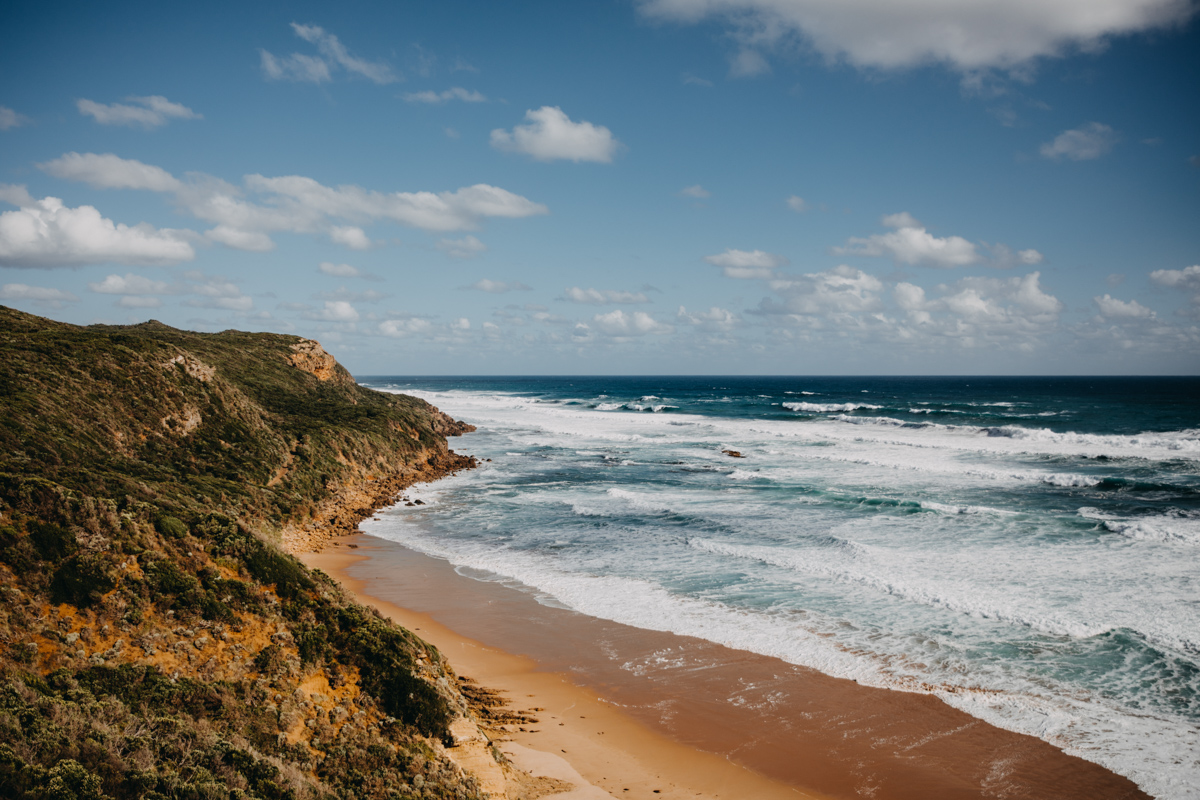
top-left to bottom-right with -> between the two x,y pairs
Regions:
0,307 -> 488,800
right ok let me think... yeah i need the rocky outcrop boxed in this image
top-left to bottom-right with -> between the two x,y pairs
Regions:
280,447 -> 477,554
287,338 -> 353,385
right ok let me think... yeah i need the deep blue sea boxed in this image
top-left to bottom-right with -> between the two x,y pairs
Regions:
358,376 -> 1200,798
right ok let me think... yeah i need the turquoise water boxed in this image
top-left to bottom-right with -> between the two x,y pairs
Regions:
358,377 -> 1200,798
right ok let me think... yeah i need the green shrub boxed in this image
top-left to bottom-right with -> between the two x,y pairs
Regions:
153,516 -> 188,539
50,553 -> 115,608
28,521 -> 77,561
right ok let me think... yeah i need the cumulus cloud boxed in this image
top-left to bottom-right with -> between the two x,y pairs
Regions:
205,225 -> 275,252
0,191 -> 195,269
378,317 -> 434,337
329,225 -> 372,250
403,87 -> 486,103
1094,294 -> 1155,319
836,213 -> 981,268
1040,122 -> 1119,160
636,0 -> 1195,72
39,152 -> 183,192
436,235 -> 487,258
261,23 -> 397,84
704,248 -> 787,279
464,279 -> 531,293
0,106 -> 31,131
1150,265 -> 1200,315
319,262 -> 361,278
679,185 -> 711,198
89,273 -> 170,295
763,264 -> 885,317
1149,264 -> 1200,290
38,152 -> 548,251
591,309 -> 672,337
559,287 -> 651,304
786,195 -> 809,213
678,305 -> 740,331
491,106 -> 620,163
0,283 -> 78,308
306,300 -> 359,322
76,96 -> 201,129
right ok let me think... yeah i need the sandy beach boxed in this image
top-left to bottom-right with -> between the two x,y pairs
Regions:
301,533 -> 1148,800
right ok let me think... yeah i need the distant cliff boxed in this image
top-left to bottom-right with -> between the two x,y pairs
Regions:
0,307 -> 501,800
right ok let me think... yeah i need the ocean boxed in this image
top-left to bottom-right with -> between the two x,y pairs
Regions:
357,376 -> 1200,798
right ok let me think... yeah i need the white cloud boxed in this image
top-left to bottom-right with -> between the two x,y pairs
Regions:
436,235 -> 487,258
491,106 -> 620,163
259,50 -> 332,83
38,152 -> 549,250
1150,265 -> 1200,315
205,225 -> 275,252
319,262 -> 361,278
379,317 -> 434,337
89,273 -> 169,295
0,193 -> 194,269
465,279 -> 531,293
591,309 -> 672,337
678,305 -> 739,331
1018,248 -> 1044,264
1040,122 -> 1118,161
679,185 -> 711,198
310,300 -> 359,322
329,225 -> 372,250
451,317 -> 471,330
238,174 -> 549,232
39,152 -> 183,192
0,185 -> 35,207
1149,264 -> 1200,290
1094,294 -> 1155,319
0,283 -> 78,308
560,287 -> 651,304
786,195 -> 809,213
682,73 -> 715,87
704,248 -> 787,279
836,213 -> 980,268
76,96 -> 201,129
881,211 -> 921,228
636,0 -> 1195,72
261,23 -> 397,85
765,264 -> 886,316
0,106 -> 31,131
403,87 -> 486,103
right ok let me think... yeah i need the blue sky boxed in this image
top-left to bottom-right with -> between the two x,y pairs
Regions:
2,0 -> 1198,374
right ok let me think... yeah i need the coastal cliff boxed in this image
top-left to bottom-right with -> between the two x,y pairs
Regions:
0,307 -> 526,800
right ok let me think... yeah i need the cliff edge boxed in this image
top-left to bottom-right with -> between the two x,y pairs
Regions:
0,307 -> 531,800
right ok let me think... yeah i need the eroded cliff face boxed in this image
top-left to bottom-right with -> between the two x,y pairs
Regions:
0,307 -> 514,800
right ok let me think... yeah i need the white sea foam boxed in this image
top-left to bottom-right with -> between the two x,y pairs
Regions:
784,401 -> 883,412
1078,507 -> 1200,546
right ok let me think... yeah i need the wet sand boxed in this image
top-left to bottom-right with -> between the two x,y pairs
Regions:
302,533 -> 1148,800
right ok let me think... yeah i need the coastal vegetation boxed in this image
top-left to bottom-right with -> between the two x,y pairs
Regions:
0,306 -> 486,800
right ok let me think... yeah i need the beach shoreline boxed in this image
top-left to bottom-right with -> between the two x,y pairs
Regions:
300,539 -> 821,800
302,531 -> 1149,800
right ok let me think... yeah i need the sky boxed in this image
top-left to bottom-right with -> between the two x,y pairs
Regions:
1,0 -> 1198,375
